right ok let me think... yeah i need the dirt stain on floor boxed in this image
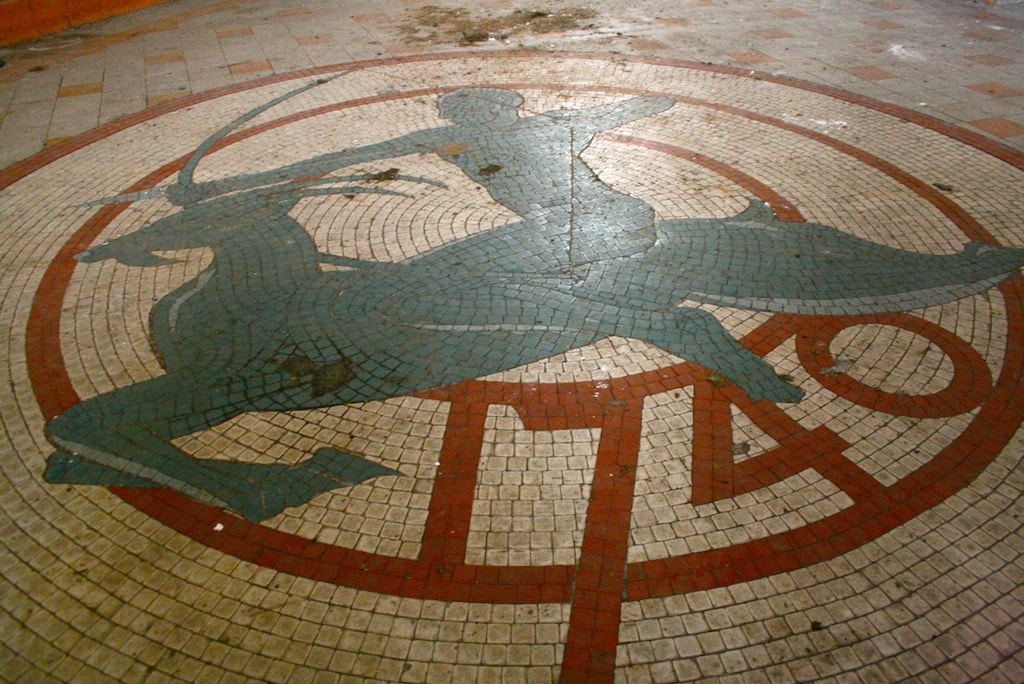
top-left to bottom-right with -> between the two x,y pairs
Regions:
399,6 -> 598,45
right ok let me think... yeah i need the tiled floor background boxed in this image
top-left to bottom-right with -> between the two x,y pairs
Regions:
2,1 -> 1024,683
1,0 -> 1023,169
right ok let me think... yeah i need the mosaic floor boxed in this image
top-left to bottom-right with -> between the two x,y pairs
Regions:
2,2 -> 1024,683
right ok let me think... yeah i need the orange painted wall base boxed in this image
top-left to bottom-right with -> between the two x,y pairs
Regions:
1,0 -> 169,46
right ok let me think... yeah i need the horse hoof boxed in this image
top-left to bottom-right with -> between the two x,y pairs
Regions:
221,448 -> 400,521
44,450 -> 154,486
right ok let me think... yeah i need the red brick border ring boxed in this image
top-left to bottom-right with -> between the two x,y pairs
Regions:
12,52 -> 1024,683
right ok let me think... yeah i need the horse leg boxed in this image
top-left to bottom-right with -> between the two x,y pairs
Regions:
617,307 -> 805,403
45,375 -> 398,521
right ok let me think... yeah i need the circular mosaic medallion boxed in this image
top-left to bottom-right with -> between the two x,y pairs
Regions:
8,53 -> 1024,644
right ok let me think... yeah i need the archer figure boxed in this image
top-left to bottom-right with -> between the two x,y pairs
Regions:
172,87 -> 676,272
45,82 -> 1024,521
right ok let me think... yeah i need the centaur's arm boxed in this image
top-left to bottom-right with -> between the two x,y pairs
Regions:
167,127 -> 447,205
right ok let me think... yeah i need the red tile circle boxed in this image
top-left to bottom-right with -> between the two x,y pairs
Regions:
17,53 -> 1024,609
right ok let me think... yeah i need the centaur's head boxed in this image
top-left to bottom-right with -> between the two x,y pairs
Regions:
75,187 -> 300,266
437,88 -> 524,126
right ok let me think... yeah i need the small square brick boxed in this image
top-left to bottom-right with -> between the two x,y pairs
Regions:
629,39 -> 669,52
857,42 -> 890,54
970,117 -> 1024,138
845,65 -> 894,81
966,82 -> 1024,99
965,54 -> 1017,67
964,28 -> 1008,42
296,35 -> 335,46
145,51 -> 185,65
862,19 -> 902,30
768,8 -> 808,18
216,27 -> 253,39
229,60 -> 273,75
729,51 -> 780,65
147,93 -> 183,108
751,28 -> 794,40
58,82 -> 102,98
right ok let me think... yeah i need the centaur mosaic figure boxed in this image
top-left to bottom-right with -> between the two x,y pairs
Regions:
46,82 -> 1024,521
